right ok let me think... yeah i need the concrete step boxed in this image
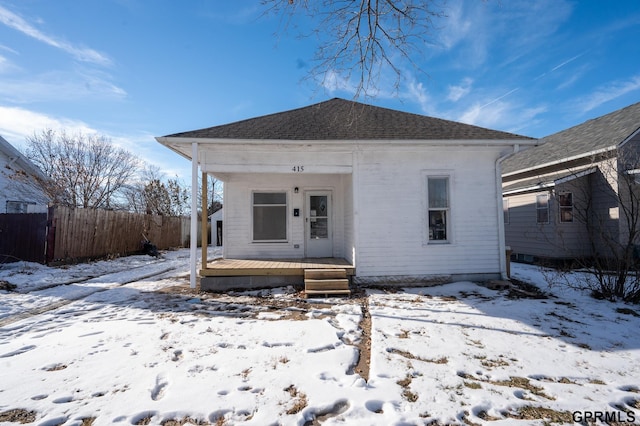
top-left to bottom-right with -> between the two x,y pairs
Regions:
304,278 -> 350,291
304,269 -> 347,280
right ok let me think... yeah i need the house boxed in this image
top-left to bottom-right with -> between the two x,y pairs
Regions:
157,98 -> 535,290
210,207 -> 223,246
0,135 -> 49,213
502,102 -> 640,263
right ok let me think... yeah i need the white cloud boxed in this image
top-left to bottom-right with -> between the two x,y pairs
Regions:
0,54 -> 18,73
0,106 -> 97,144
437,1 -> 473,51
321,69 -> 357,95
575,75 -> 640,113
458,98 -> 546,135
447,77 -> 473,102
0,5 -> 112,66
0,69 -> 127,103
0,43 -> 18,54
0,106 -> 192,180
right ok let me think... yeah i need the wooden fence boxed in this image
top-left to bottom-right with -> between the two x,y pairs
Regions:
49,206 -> 190,262
0,213 -> 48,264
0,207 -> 194,264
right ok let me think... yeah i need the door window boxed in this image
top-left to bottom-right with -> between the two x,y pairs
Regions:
309,195 -> 328,239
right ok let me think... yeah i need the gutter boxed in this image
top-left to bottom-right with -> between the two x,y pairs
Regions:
496,145 -> 522,280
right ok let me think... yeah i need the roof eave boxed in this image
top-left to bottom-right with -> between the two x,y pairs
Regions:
502,145 -> 618,178
157,136 -> 536,147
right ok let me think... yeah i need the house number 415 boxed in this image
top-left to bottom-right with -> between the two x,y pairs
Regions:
292,166 -> 304,172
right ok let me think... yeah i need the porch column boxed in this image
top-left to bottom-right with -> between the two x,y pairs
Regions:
190,142 -> 198,289
201,171 -> 208,269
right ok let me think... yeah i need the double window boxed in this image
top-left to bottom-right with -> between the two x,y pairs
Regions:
427,177 -> 450,242
253,192 -> 287,241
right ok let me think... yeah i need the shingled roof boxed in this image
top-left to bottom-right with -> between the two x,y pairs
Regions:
502,102 -> 640,175
164,98 -> 532,141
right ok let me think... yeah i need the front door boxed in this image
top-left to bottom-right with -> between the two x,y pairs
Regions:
305,191 -> 332,257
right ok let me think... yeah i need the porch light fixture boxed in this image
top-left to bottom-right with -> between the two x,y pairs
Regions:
294,187 -> 299,193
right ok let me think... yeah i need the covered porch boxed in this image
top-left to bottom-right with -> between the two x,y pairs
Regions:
200,257 -> 355,292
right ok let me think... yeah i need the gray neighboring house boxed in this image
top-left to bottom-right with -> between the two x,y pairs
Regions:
502,102 -> 640,262
0,135 -> 49,213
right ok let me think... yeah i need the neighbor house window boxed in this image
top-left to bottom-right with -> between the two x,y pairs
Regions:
6,201 -> 32,213
503,198 -> 510,224
536,194 -> 549,224
558,192 -> 573,223
253,192 -> 287,241
427,177 -> 450,242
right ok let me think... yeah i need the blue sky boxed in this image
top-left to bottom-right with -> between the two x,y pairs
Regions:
0,0 -> 639,181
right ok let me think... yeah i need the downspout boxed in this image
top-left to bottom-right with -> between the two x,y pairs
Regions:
190,143 -> 198,289
496,144 -> 520,280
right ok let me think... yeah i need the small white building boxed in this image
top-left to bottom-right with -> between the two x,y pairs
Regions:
209,208 -> 223,246
157,98 -> 535,290
0,135 -> 49,213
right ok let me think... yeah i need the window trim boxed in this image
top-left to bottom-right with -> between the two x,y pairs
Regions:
251,191 -> 288,243
536,193 -> 550,224
558,192 -> 573,223
425,174 -> 452,244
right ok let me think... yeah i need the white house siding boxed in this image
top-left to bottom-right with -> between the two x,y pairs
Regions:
354,147 -> 505,281
341,173 -> 355,264
0,147 -> 49,213
222,173 -> 350,259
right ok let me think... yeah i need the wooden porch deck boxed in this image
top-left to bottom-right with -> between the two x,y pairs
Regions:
201,258 -> 355,277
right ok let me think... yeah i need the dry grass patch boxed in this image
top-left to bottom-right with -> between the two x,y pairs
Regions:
272,355 -> 289,369
490,377 -> 555,400
240,368 -> 251,380
388,348 -> 448,364
161,416 -> 210,426
80,418 -> 96,426
464,381 -> 482,389
397,374 -> 419,402
480,357 -> 510,369
503,405 -> 573,423
43,363 -> 67,371
0,409 -> 37,424
398,329 -> 410,339
284,385 -> 308,415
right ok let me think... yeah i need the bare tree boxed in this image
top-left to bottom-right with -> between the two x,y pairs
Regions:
551,148 -> 640,303
262,0 -> 447,96
199,174 -> 223,216
124,165 -> 189,216
25,129 -> 139,209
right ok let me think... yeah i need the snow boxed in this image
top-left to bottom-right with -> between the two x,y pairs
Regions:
1,253 -> 640,425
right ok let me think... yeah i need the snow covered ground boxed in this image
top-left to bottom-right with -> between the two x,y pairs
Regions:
1,250 -> 639,425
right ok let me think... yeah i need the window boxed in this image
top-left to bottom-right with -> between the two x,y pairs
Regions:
6,201 -> 33,213
503,198 -> 510,224
427,177 -> 450,241
253,192 -> 287,241
536,194 -> 549,224
558,192 -> 573,223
